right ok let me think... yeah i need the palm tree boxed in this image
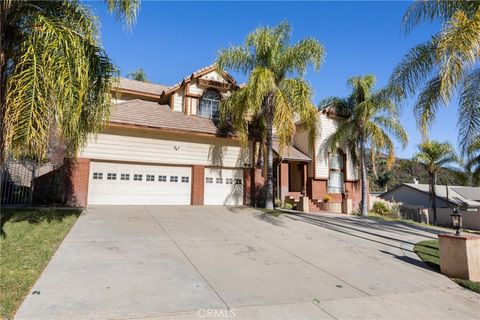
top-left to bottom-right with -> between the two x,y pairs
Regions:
216,21 -> 325,209
321,75 -> 408,216
413,141 -> 459,225
466,135 -> 480,184
127,68 -> 149,82
372,160 -> 393,192
390,1 -> 480,153
0,0 -> 140,164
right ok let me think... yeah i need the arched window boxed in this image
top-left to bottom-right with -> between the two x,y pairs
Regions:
328,151 -> 345,193
198,90 -> 221,119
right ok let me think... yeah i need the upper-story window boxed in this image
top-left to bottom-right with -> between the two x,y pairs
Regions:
198,90 -> 221,119
328,151 -> 344,193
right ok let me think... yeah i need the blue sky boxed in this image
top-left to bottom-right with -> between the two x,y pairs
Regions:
88,0 -> 454,159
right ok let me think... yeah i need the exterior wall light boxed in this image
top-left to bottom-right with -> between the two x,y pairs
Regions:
450,207 -> 463,236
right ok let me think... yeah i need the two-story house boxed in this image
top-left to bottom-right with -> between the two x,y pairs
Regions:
63,65 -> 362,212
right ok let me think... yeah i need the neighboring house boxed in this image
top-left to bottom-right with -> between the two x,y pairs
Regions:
380,183 -> 480,209
44,65 -> 361,210
380,183 -> 480,230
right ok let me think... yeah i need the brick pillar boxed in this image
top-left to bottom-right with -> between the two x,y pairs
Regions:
65,158 -> 90,207
191,165 -> 205,205
302,163 -> 308,195
251,168 -> 265,206
279,162 -> 289,202
244,168 -> 252,206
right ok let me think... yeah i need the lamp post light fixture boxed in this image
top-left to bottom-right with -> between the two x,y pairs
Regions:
450,207 -> 463,236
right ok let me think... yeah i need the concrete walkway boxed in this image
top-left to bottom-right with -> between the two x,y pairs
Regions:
15,206 -> 480,319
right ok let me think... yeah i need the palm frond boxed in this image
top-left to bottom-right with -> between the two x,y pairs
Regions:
280,78 -> 318,149
280,37 -> 325,76
413,140 -> 459,172
104,0 -> 140,27
4,2 -> 116,161
389,38 -> 438,96
402,0 -> 479,33
458,67 -> 480,153
217,45 -> 253,74
372,116 -> 408,149
413,74 -> 444,135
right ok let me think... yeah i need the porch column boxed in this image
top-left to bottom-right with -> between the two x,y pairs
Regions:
279,162 -> 289,202
302,163 -> 308,195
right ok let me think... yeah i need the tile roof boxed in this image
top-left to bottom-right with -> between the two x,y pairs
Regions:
115,78 -> 168,96
162,64 -> 237,95
272,141 -> 311,162
109,99 -> 230,136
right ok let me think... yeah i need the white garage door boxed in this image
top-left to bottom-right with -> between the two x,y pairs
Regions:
204,168 -> 243,205
88,162 -> 191,205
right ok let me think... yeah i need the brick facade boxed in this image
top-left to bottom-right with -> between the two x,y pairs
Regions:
243,168 -> 251,206
247,168 -> 265,206
345,180 -> 363,210
278,162 -> 289,201
191,165 -> 205,205
64,158 -> 90,207
305,177 -> 363,211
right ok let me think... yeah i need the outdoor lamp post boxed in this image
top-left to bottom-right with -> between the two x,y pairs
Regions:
450,208 -> 463,236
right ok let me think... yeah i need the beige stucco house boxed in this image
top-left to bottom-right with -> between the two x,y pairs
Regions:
58,65 -> 362,211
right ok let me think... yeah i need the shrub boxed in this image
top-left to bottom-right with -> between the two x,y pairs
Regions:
372,201 -> 390,215
323,195 -> 332,202
371,199 -> 401,217
274,198 -> 282,208
284,203 -> 294,210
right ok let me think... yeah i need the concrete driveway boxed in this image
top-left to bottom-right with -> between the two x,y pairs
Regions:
15,206 -> 480,320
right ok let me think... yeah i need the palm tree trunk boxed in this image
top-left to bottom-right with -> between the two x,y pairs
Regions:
265,110 -> 274,210
360,138 -> 368,216
430,172 -> 438,226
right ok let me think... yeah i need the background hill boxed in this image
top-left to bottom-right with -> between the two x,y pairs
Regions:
366,154 -> 476,192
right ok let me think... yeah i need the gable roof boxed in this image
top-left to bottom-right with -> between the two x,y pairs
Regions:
452,186 -> 480,202
109,99 -> 232,136
161,64 -> 238,96
113,78 -> 168,97
272,141 -> 311,162
383,183 -> 480,208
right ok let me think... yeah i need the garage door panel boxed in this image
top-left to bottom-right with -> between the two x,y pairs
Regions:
88,162 -> 191,205
204,168 -> 243,205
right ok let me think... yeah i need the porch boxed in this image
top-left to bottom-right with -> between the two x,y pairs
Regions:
272,142 -> 359,214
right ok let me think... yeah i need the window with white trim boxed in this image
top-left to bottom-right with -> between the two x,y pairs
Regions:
170,176 -> 178,182
120,174 -> 130,181
206,177 -> 213,183
181,176 -> 189,183
226,178 -> 233,184
235,179 -> 242,185
107,173 -> 117,180
134,174 -> 142,181
158,175 -> 167,182
93,172 -> 103,180
328,152 -> 344,193
146,174 -> 155,181
198,90 -> 221,119
216,178 -> 223,184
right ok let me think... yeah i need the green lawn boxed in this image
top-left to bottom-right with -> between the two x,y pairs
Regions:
0,208 -> 81,319
414,240 -> 480,294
